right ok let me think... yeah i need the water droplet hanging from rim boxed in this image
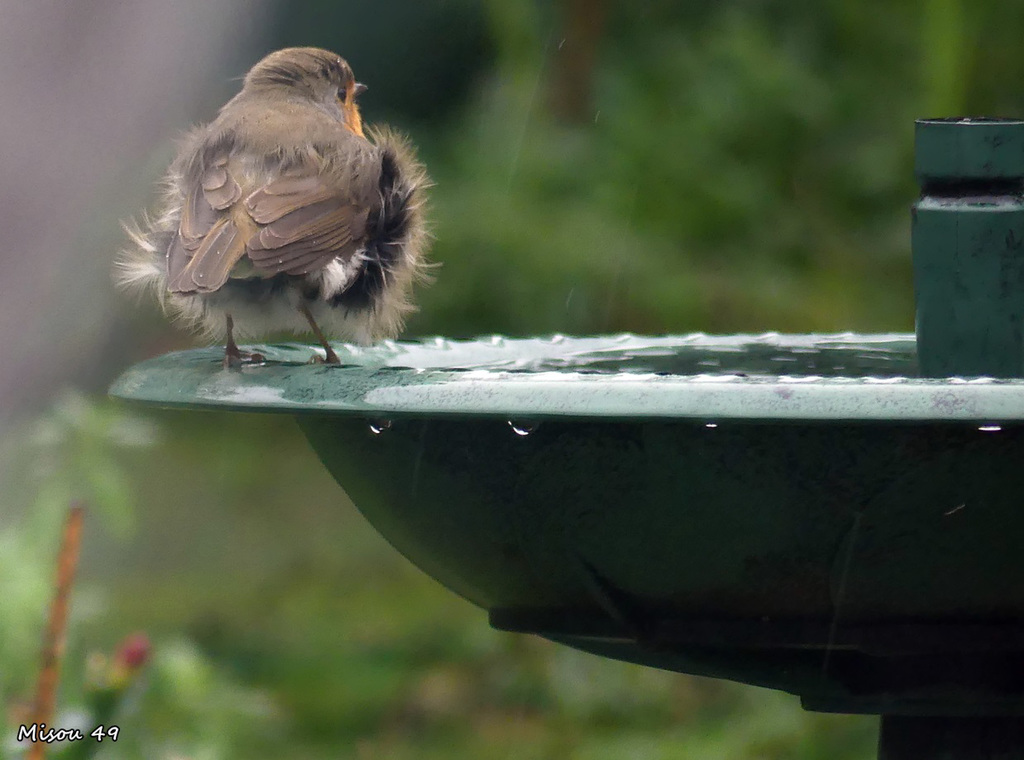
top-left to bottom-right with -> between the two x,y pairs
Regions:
369,419 -> 393,435
508,420 -> 539,437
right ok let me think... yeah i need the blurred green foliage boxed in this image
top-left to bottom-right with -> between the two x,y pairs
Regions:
10,0 -> 1024,757
0,393 -> 151,702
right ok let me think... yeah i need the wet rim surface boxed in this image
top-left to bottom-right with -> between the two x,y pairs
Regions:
109,333 -> 1024,422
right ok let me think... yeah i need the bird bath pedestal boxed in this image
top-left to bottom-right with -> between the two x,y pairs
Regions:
111,119 -> 1024,759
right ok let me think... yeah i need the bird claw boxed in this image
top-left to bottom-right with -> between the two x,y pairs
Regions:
307,348 -> 341,365
223,347 -> 265,370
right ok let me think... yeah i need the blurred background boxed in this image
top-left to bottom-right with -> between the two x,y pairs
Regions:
2,0 -> 1023,757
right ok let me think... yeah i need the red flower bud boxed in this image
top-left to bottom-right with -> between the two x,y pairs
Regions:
114,633 -> 150,671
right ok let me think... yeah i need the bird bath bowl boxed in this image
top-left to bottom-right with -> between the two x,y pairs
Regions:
111,119 -> 1024,758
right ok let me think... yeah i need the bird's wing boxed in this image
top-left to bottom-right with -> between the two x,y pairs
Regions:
167,159 -> 374,294
244,172 -> 371,276
166,157 -> 247,294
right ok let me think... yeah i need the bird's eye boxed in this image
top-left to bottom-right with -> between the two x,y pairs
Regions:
337,87 -> 347,104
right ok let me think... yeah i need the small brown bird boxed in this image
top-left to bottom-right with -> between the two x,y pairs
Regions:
119,47 -> 430,366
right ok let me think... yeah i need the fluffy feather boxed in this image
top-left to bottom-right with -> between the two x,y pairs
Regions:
116,48 -> 431,348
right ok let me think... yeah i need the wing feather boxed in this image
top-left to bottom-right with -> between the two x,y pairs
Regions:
165,150 -> 379,296
168,217 -> 247,293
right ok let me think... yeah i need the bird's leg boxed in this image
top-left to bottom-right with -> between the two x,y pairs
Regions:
222,313 -> 264,369
223,313 -> 243,369
299,303 -> 340,364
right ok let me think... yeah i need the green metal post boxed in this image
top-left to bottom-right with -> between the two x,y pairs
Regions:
913,118 -> 1024,378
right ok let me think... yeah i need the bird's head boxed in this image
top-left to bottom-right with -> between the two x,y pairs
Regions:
243,47 -> 367,137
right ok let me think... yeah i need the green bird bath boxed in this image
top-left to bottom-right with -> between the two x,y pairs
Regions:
111,119 -> 1024,759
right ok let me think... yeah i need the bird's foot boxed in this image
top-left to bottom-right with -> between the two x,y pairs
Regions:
307,347 -> 341,365
223,346 -> 265,370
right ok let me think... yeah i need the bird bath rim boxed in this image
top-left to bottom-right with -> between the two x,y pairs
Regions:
109,332 -> 1024,423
